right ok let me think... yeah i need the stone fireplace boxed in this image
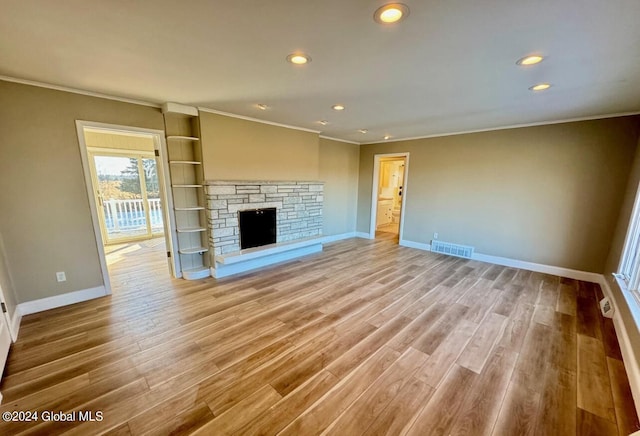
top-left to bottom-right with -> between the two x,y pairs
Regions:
205,181 -> 324,257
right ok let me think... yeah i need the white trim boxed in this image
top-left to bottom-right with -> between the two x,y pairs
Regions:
399,238 -> 602,283
369,153 -> 410,241
356,232 -> 372,239
600,276 -> 640,418
9,309 -> 21,342
197,107 -> 321,134
155,131 -> 181,278
3,76 -> 639,146
0,76 -> 160,108
399,239 -> 431,251
162,102 -> 198,116
75,121 -> 179,291
319,232 -> 358,243
215,238 -> 323,265
17,286 -> 107,316
76,122 -> 113,294
609,316 -> 640,415
318,135 -> 360,145
472,252 -> 602,283
361,111 -> 640,145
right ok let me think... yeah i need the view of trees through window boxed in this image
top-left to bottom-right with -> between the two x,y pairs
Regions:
97,157 -> 159,200
93,155 -> 164,241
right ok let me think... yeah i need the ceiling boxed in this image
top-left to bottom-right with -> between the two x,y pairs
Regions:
2,0 -> 640,143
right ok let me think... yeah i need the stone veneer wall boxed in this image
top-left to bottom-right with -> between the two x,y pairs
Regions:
206,181 -> 324,255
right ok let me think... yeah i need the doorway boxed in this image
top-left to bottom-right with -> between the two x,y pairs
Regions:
370,153 -> 410,243
76,121 -> 179,294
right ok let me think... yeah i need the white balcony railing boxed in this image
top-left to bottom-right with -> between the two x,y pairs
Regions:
103,198 -> 164,234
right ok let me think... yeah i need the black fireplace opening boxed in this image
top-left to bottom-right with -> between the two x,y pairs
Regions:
239,208 -> 276,249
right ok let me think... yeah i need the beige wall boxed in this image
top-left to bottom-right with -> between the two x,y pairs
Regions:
603,132 -> 640,378
319,138 -> 360,236
358,117 -> 640,273
199,112 -> 359,237
199,111 -> 319,181
0,80 -> 164,303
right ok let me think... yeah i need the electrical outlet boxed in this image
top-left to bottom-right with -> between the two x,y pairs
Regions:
56,271 -> 66,282
433,232 -> 439,240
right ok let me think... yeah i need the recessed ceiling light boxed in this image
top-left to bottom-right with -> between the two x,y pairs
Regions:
374,3 -> 410,24
257,103 -> 268,110
358,129 -> 368,134
384,135 -> 391,140
286,53 -> 311,65
529,83 -> 552,91
319,120 -> 328,126
332,104 -> 345,111
516,55 -> 544,66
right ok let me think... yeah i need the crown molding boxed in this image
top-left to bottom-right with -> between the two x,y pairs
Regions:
362,110 -> 640,145
318,135 -> 360,145
197,107 -> 321,134
0,75 -> 161,108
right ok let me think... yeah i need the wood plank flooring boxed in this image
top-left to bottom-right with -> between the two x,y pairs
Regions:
1,236 -> 639,435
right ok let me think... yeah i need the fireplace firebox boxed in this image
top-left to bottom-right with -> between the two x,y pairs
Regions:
238,208 -> 276,249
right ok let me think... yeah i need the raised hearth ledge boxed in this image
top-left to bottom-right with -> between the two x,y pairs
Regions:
211,237 -> 323,278
205,180 -> 324,185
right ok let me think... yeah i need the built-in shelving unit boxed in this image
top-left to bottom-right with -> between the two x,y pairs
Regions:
162,102 -> 210,280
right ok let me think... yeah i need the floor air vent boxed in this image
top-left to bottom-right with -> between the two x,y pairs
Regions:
431,240 -> 474,259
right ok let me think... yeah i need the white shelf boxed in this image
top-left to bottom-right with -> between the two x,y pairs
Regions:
175,206 -> 205,211
170,160 -> 202,165
179,246 -> 209,254
182,266 -> 210,280
177,227 -> 207,233
167,135 -> 200,141
172,184 -> 203,188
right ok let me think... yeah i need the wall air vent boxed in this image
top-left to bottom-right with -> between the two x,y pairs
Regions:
599,297 -> 614,318
431,240 -> 474,259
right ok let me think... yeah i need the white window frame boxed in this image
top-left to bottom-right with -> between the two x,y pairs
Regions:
619,181 -> 640,295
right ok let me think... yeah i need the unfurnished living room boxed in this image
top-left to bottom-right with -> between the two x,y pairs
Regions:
1,1 -> 640,435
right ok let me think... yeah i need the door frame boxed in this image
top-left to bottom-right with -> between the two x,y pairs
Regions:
76,120 -> 179,294
369,152 -> 410,241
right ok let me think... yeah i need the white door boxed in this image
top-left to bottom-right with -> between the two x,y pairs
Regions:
0,311 -> 10,376
0,287 -> 12,385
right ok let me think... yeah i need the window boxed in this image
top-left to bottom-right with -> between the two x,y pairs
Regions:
619,182 -> 640,296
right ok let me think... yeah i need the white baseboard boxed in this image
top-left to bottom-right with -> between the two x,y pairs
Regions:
320,232 -> 357,243
355,232 -> 373,239
18,286 -> 108,316
472,252 -> 602,283
399,238 -> 601,284
9,308 -> 21,342
599,276 -> 640,418
399,239 -> 431,251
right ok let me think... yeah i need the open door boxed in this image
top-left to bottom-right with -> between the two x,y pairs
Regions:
0,279 -> 13,404
370,153 -> 410,243
0,295 -> 10,380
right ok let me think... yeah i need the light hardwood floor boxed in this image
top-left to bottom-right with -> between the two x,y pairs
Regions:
0,236 -> 638,435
